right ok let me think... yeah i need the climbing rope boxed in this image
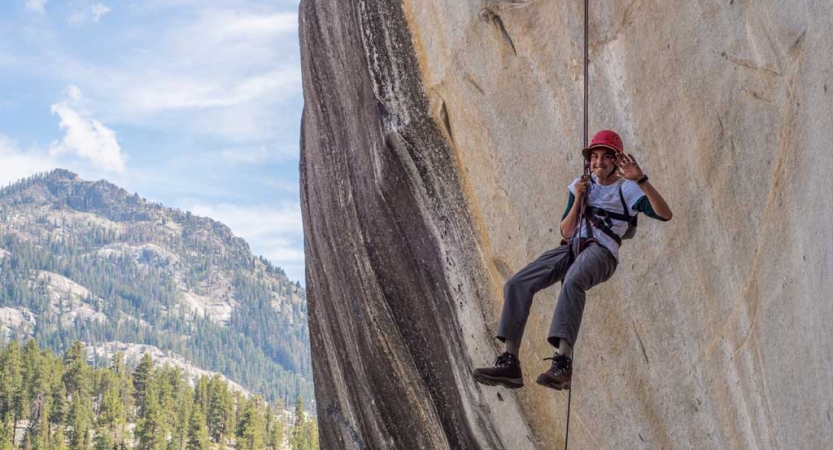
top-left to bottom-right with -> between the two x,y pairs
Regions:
565,0 -> 590,449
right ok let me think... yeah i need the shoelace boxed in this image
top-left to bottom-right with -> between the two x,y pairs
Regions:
542,355 -> 572,374
493,352 -> 516,368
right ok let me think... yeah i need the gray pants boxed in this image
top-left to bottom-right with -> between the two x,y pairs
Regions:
496,243 -> 618,349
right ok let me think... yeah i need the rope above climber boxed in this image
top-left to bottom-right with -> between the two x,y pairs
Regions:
472,129 -> 673,391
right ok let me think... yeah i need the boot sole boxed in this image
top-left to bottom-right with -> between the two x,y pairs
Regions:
472,372 -> 524,389
535,378 -> 571,391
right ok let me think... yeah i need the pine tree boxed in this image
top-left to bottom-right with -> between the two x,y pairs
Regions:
109,352 -> 134,444
265,404 -> 283,450
30,395 -> 51,450
50,426 -> 68,450
63,341 -> 91,398
235,397 -> 265,450
0,340 -> 24,424
28,345 -> 56,450
0,424 -> 13,450
135,381 -> 166,450
132,354 -> 154,418
206,376 -> 231,445
290,396 -> 306,450
21,339 -> 41,419
193,377 -> 209,419
305,418 -> 319,450
184,409 -> 210,450
92,430 -> 115,450
66,394 -> 92,449
63,342 -> 92,450
98,367 -> 130,448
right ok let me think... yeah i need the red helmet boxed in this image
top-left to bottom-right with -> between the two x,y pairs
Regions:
582,130 -> 623,161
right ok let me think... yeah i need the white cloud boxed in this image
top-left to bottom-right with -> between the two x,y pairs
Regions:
193,11 -> 297,40
64,84 -> 82,102
0,135 -> 59,186
91,3 -> 111,22
116,66 -> 301,115
68,11 -> 86,24
49,86 -> 127,172
185,202 -> 305,283
68,2 -> 112,25
25,0 -> 47,14
51,7 -> 302,143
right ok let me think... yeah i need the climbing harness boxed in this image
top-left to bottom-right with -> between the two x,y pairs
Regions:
585,186 -> 639,245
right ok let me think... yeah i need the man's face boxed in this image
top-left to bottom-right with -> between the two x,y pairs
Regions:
589,148 -> 617,177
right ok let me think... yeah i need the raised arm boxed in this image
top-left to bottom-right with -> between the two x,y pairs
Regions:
614,153 -> 672,220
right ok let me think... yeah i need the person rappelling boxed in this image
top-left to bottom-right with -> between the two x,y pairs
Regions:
473,129 -> 673,391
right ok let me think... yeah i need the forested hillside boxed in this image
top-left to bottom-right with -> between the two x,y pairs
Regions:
0,170 -> 312,408
0,339 -> 318,449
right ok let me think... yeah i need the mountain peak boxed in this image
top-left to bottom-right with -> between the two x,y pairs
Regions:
45,168 -> 80,181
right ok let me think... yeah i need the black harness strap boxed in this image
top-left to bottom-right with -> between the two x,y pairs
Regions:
583,185 -> 634,246
617,185 -> 630,220
587,214 -> 622,246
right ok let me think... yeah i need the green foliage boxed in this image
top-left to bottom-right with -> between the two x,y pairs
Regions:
185,410 -> 210,450
264,404 -> 283,450
235,397 -> 265,450
132,355 -> 153,418
0,340 -> 320,450
135,380 -> 166,450
205,376 -> 233,446
289,397 -> 318,450
0,340 -> 23,423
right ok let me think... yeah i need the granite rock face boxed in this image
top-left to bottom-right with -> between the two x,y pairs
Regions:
299,0 -> 833,448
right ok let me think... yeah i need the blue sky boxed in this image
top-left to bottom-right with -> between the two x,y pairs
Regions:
0,0 -> 306,284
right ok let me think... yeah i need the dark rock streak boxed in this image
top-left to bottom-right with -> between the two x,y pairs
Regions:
300,0 -> 503,448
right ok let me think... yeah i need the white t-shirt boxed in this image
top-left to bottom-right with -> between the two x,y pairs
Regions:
567,176 -> 645,261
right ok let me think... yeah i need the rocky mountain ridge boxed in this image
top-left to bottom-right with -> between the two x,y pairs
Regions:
0,169 -> 313,407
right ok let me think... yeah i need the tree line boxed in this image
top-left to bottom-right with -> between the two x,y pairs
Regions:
0,339 -> 319,450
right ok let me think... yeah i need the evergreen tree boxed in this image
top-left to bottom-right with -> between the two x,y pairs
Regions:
50,426 -> 68,450
205,376 -> 232,445
0,424 -> 13,450
304,419 -> 319,450
21,339 -> 41,419
66,394 -> 92,449
63,341 -> 93,450
92,430 -> 115,450
28,344 -> 57,450
0,340 -> 24,423
132,354 -> 154,418
290,397 -> 306,450
98,364 -> 131,448
30,394 -> 52,450
235,397 -> 265,450
185,409 -> 210,450
264,404 -> 283,450
193,377 -> 209,419
135,381 -> 166,450
63,341 -> 91,397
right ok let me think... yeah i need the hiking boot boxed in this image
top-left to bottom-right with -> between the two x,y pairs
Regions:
535,353 -> 572,390
472,352 -> 524,389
